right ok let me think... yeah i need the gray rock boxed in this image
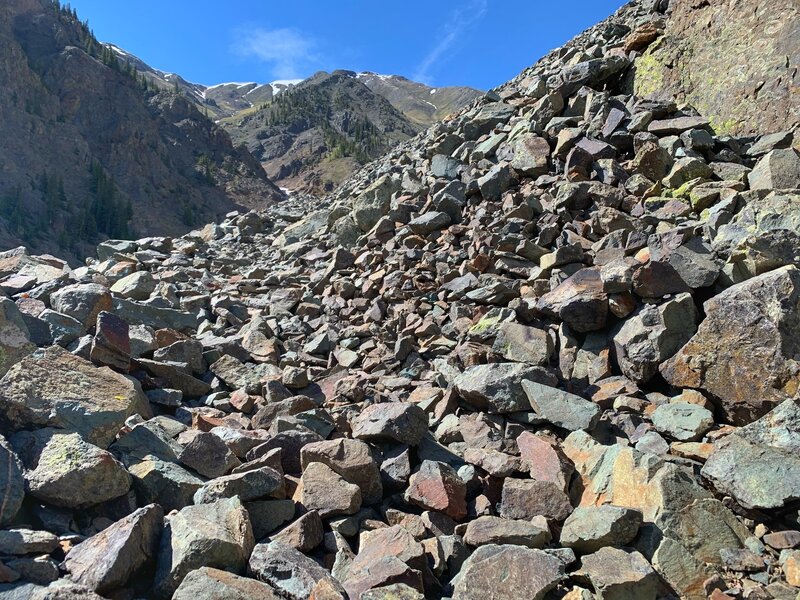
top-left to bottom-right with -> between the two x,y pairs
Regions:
661,265 -> 800,425
408,211 -> 451,236
109,271 -> 157,301
0,529 -> 59,555
511,133 -> 550,177
451,544 -> 564,600
127,456 -> 204,512
454,363 -> 557,414
0,435 -> 24,527
499,477 -> 573,521
193,466 -> 283,504
0,299 -> 34,377
248,540 -> 344,600
748,148 -> 800,190
579,547 -> 659,600
491,323 -> 552,365
430,154 -> 462,179
353,175 -> 399,232
463,516 -> 551,548
612,293 -> 698,384
64,504 -> 163,594
49,283 -> 112,329
702,399 -> 800,509
24,432 -> 132,509
178,431 -> 241,479
521,380 -> 601,431
172,567 -> 281,600
0,345 -> 149,448
351,402 -> 428,445
560,506 -> 643,554
153,496 -> 254,598
651,402 -> 714,441
477,163 -> 512,201
300,462 -> 361,518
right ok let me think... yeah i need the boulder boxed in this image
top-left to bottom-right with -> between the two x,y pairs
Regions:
64,504 -> 163,594
454,363 -> 556,414
153,496 -> 254,598
0,299 -> 35,377
560,505 -> 643,554
249,541 -> 344,600
352,402 -> 428,445
300,462 -> 361,517
24,432 -> 132,509
300,438 -> 383,505
451,544 -> 564,600
463,516 -> 550,548
405,460 -> 467,520
0,435 -> 24,527
172,567 -> 280,600
521,380 -> 601,431
661,266 -> 800,425
0,346 -> 149,447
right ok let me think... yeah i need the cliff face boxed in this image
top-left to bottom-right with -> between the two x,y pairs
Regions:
0,0 -> 284,260
630,0 -> 799,136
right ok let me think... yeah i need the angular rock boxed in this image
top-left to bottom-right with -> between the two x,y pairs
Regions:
511,133 -> 550,177
701,399 -> 800,509
249,540 -> 344,600
454,363 -> 556,414
748,148 -> 800,190
661,266 -> 800,425
178,431 -> 241,479
537,268 -> 608,333
352,402 -> 428,445
579,547 -> 659,600
612,293 -> 698,384
300,438 -> 383,505
49,283 -> 112,329
300,462 -> 361,517
0,436 -> 24,527
651,402 -> 714,441
0,529 -> 59,555
193,466 -> 284,504
153,496 -> 254,598
405,460 -> 467,520
463,516 -> 550,548
499,477 -> 573,521
521,380 -> 601,431
451,544 -> 564,600
90,311 -> 130,371
25,432 -> 132,509
64,504 -> 163,594
0,299 -> 34,377
0,346 -> 148,447
560,505 -> 643,554
172,567 -> 280,600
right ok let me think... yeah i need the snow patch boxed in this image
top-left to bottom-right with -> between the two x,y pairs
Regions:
430,89 -> 437,94
206,82 -> 257,90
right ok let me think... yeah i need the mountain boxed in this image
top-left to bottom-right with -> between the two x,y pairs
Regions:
0,0 -> 284,261
219,70 -> 482,194
222,70 -> 421,195
2,0 -> 800,598
356,71 -> 483,127
99,43 -> 482,196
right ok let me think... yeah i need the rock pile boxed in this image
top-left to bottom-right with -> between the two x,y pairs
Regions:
0,0 -> 799,599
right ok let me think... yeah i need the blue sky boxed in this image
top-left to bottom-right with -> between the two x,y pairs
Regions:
66,0 -> 626,90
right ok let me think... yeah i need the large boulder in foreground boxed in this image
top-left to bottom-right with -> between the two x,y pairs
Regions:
64,504 -> 163,594
702,399 -> 800,510
0,346 -> 150,447
660,265 -> 800,425
153,496 -> 254,599
451,544 -> 563,600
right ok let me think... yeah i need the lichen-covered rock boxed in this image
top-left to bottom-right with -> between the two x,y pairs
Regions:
661,266 -> 800,425
0,346 -> 149,447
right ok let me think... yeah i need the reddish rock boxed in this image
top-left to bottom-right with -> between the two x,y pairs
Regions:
405,460 -> 467,520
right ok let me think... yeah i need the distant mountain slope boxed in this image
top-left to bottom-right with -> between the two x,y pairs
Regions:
356,71 -> 482,127
0,0 -> 284,260
222,71 -> 424,194
217,70 -> 482,194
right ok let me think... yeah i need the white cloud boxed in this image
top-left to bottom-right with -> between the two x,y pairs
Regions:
232,26 -> 319,80
413,0 -> 488,84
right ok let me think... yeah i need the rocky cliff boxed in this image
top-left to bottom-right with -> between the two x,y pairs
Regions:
0,0 -> 284,261
0,0 -> 799,599
629,0 -> 799,136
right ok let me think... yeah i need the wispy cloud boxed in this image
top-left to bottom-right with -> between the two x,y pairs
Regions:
232,26 -> 319,80
413,0 -> 489,84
